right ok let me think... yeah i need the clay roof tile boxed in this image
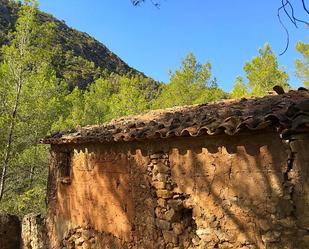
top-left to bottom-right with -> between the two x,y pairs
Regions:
42,89 -> 309,144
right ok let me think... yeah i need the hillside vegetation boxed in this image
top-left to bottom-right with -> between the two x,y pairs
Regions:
0,0 -> 145,89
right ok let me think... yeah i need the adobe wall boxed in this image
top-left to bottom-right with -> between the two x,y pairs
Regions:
47,130 -> 309,249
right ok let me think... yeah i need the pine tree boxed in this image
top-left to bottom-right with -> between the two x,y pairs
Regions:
83,78 -> 114,124
231,76 -> 249,99
244,44 -> 289,96
109,75 -> 149,118
295,41 -> 309,87
154,52 -> 225,109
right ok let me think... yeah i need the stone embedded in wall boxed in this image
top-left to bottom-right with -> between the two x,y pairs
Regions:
22,213 -> 48,249
0,213 -> 21,249
61,226 -> 128,249
145,136 -> 309,248
148,151 -> 197,249
62,227 -> 97,249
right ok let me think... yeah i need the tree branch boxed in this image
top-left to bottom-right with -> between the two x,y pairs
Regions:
280,0 -> 297,27
302,0 -> 309,15
278,0 -> 309,55
278,3 -> 290,55
131,0 -> 161,8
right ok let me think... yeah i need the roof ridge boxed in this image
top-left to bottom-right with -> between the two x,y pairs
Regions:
42,89 -> 309,144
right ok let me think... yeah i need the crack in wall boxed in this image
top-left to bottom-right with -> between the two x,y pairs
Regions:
284,140 -> 297,220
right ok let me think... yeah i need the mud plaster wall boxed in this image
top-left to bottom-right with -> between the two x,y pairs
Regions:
47,130 -> 309,249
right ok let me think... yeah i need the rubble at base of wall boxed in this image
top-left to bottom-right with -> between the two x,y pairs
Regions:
61,226 -> 126,249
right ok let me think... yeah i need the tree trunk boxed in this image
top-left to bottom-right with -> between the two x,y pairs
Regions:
0,78 -> 23,201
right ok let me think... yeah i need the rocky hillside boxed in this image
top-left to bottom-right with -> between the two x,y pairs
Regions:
0,0 -> 146,89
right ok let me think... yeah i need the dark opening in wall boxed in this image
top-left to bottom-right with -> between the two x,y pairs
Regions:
181,208 -> 196,230
58,150 -> 72,184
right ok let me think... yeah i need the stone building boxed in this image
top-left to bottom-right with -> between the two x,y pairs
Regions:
43,89 -> 309,249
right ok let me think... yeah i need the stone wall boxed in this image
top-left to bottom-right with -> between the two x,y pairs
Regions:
0,213 -> 21,249
22,213 -> 48,249
0,213 -> 49,249
47,130 -> 309,249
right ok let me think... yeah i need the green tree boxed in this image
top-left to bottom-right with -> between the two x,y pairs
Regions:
154,52 -> 225,109
295,41 -> 309,87
83,78 -> 114,124
53,74 -> 154,129
0,0 -> 65,212
110,75 -> 149,118
194,78 -> 226,103
52,86 -> 85,131
244,44 -> 289,96
230,76 -> 249,99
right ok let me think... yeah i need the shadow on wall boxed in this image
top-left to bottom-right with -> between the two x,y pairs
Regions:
55,140 -> 161,248
169,132 -> 304,248
52,130 -> 309,248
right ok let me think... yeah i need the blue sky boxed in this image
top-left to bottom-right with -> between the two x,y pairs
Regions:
39,0 -> 308,91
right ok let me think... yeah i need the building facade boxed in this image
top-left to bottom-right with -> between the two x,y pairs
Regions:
43,89 -> 309,249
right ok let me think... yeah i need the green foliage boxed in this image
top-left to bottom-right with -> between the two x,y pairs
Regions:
109,76 -> 149,118
83,78 -> 114,123
244,44 -> 289,96
295,41 -> 309,87
0,0 -> 144,90
0,0 -> 65,142
231,44 -> 290,98
230,76 -> 249,99
0,145 -> 48,216
1,186 -> 47,216
52,87 -> 85,131
153,52 -> 226,109
0,0 -> 65,215
54,77 -> 115,129
60,51 -> 102,89
54,74 -> 153,130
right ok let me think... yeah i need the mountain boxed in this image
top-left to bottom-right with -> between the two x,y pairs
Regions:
0,0 -> 146,89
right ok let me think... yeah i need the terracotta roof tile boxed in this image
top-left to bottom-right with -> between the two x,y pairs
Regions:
42,89 -> 309,144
